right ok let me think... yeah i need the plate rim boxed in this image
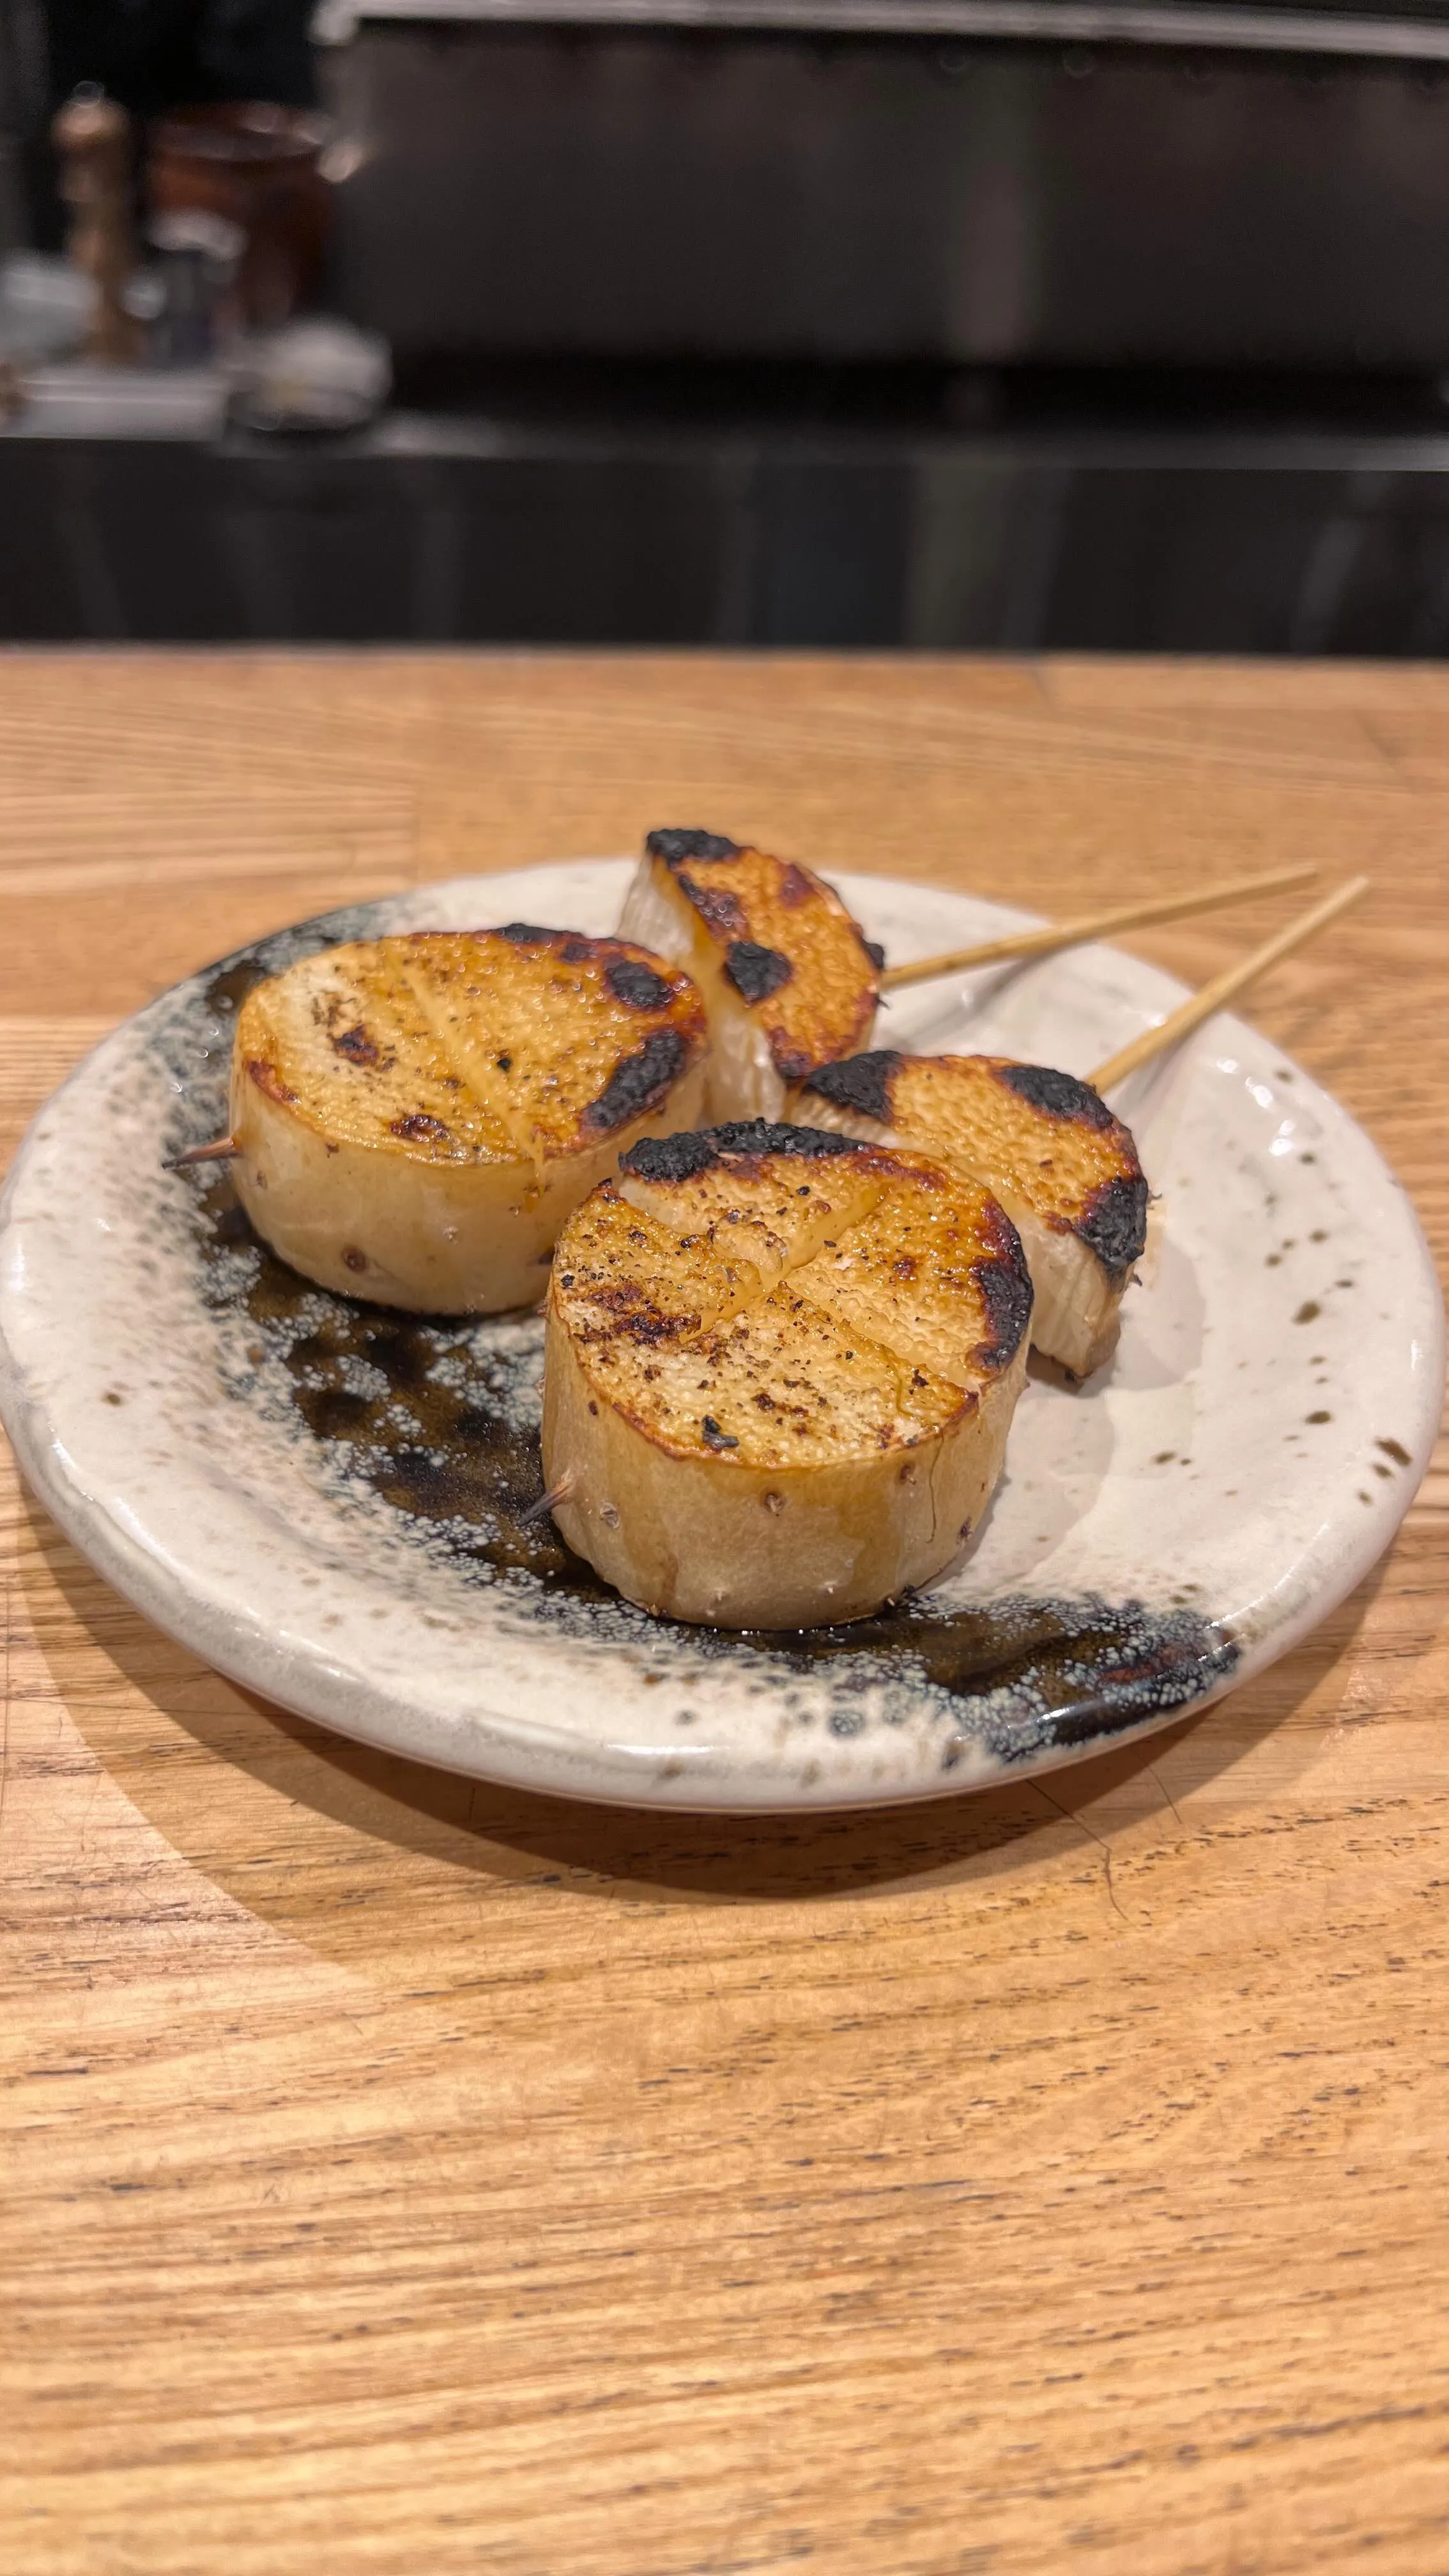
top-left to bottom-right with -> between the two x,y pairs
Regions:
1,863 -> 1442,1813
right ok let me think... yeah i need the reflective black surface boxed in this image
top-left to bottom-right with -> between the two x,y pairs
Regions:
6,401 -> 1449,650
328,28 -> 1449,371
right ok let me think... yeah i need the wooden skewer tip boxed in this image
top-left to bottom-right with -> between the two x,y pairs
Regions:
518,1474 -> 576,1528
167,1135 -> 238,1170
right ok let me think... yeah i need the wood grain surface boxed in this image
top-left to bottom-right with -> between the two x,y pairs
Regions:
2,652 -> 1446,2576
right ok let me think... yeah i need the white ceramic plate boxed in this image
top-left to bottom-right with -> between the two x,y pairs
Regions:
1,863 -> 1441,1811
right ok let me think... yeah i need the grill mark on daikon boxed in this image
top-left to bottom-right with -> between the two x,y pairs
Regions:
394,953 -> 526,1162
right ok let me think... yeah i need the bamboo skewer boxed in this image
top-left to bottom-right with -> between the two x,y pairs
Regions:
166,868 -> 1349,1178
167,1135 -> 238,1170
1089,875 -> 1368,1094
876,863 -> 1319,994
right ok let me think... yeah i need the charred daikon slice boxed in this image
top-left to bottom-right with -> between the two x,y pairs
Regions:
542,1120 -> 1031,1628
793,1052 -> 1147,1379
618,829 -> 880,1121
229,926 -> 707,1312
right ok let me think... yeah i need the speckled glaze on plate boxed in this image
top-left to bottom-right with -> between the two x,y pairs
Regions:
0,863 -> 1441,1811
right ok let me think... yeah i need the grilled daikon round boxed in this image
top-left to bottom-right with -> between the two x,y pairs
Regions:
229,927 -> 707,1312
793,1052 -> 1148,1379
542,1120 -> 1032,1629
618,828 -> 880,1122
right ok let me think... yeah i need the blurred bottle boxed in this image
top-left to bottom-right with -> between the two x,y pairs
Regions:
52,87 -> 141,364
147,102 -> 330,329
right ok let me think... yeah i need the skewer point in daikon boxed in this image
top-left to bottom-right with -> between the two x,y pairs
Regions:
167,1133 -> 239,1170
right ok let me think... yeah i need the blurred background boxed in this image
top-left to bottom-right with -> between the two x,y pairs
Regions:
6,0 -> 1449,649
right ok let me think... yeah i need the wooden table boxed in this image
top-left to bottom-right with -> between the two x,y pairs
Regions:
3,654 -> 1446,2575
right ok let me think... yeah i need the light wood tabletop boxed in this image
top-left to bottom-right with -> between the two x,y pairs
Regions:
2,652 -> 1446,2576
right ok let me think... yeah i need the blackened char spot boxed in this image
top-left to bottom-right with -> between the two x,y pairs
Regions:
496,921 -> 560,944
606,956 -> 673,1011
560,937 -> 595,964
390,1112 -> 451,1144
973,1238 -> 1034,1368
710,1119 -> 858,1162
724,940 -> 793,1004
702,1416 -> 739,1451
620,1130 -> 721,1184
1077,1173 -> 1149,1277
997,1062 -> 1114,1130
330,1024 -> 379,1066
647,828 -> 741,866
801,1051 -> 901,1126
778,864 -> 814,907
862,939 -> 886,972
620,1119 -> 857,1184
678,875 -> 747,937
776,1043 -> 822,1085
585,1029 -> 690,1132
